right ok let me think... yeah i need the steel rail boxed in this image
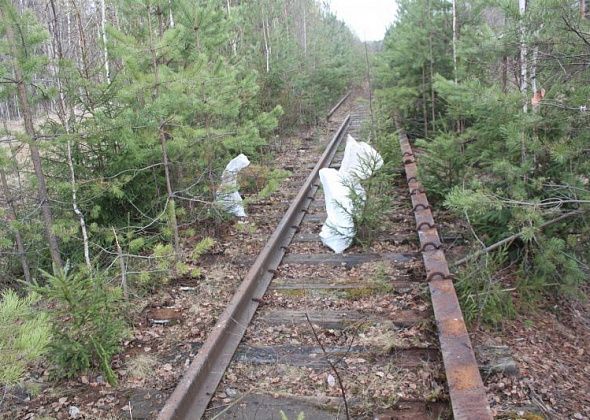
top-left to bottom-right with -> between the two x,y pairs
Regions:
398,129 -> 493,420
158,115 -> 351,420
327,91 -> 351,121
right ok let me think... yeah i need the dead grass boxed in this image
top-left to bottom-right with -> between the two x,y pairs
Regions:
127,354 -> 159,381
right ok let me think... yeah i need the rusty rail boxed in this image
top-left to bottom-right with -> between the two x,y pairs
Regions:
327,91 -> 351,120
398,129 -> 493,420
158,115 -> 351,420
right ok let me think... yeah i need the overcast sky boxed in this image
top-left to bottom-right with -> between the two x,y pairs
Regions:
327,0 -> 398,42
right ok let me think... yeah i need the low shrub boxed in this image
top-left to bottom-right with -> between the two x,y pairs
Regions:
0,290 -> 51,386
33,265 -> 129,385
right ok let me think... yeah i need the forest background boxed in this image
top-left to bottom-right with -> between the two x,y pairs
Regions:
2,0 -> 590,403
375,0 -> 590,325
0,0 -> 366,385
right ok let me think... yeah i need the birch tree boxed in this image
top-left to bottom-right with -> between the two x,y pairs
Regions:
48,0 -> 92,268
100,0 -> 110,84
519,0 -> 527,165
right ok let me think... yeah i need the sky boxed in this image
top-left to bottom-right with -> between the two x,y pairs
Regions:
327,0 -> 398,42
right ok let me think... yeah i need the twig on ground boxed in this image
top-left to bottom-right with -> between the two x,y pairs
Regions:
305,313 -> 350,420
209,391 -> 251,420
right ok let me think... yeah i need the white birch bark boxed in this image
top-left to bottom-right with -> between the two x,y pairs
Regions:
452,0 -> 458,83
262,14 -> 271,73
519,0 -> 528,167
519,0 -> 528,113
168,0 -> 175,28
100,0 -> 110,84
302,1 -> 307,56
49,0 -> 92,269
531,46 -> 537,94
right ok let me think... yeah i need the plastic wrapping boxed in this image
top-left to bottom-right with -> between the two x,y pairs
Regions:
319,136 -> 383,253
339,135 -> 384,180
215,154 -> 250,217
319,168 -> 357,253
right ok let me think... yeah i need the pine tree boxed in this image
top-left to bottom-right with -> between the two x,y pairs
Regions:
377,0 -> 590,314
0,0 -> 63,270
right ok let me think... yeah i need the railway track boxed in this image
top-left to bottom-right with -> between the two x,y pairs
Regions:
158,94 -> 492,419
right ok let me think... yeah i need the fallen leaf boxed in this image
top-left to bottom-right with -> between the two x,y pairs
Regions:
327,373 -> 336,387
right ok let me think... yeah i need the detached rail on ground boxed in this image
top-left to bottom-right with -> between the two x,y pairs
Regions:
398,128 -> 492,420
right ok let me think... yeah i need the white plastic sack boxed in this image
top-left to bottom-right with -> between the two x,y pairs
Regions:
215,154 -> 250,217
319,136 -> 383,253
319,168 -> 365,253
339,135 -> 383,180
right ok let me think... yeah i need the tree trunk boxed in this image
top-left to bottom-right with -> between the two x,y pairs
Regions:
422,65 -> 428,137
452,0 -> 458,83
147,3 -> 181,262
71,1 -> 92,106
302,1 -> 307,56
100,0 -> 111,84
519,0 -> 528,166
519,0 -> 528,111
0,166 -> 31,283
428,0 -> 436,132
531,45 -> 539,113
1,6 -> 63,270
49,0 -> 92,269
113,228 -> 128,300
168,0 -> 175,28
501,56 -> 508,93
226,0 -> 236,54
364,42 -> 375,142
262,12 -> 271,73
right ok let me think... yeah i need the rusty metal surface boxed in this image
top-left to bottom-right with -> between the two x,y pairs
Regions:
157,115 -> 351,420
398,131 -> 493,420
327,91 -> 351,120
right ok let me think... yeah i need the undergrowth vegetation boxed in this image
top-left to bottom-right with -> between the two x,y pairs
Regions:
350,140 -> 399,249
0,0 -> 365,387
33,265 -> 129,385
0,290 -> 50,386
376,0 -> 590,326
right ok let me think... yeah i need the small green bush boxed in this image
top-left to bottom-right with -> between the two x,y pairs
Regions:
239,165 -> 292,200
346,148 -> 397,249
0,290 -> 51,386
258,168 -> 291,199
415,132 -> 468,201
33,265 -> 129,385
455,250 -> 516,327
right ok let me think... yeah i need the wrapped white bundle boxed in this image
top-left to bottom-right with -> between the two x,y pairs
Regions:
319,135 -> 383,253
215,154 -> 250,217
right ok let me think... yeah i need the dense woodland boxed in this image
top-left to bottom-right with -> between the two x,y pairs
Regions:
2,0 -> 590,412
375,0 -> 590,324
0,0 -> 364,387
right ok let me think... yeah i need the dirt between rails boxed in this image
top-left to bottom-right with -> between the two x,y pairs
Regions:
1,94 -> 360,419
